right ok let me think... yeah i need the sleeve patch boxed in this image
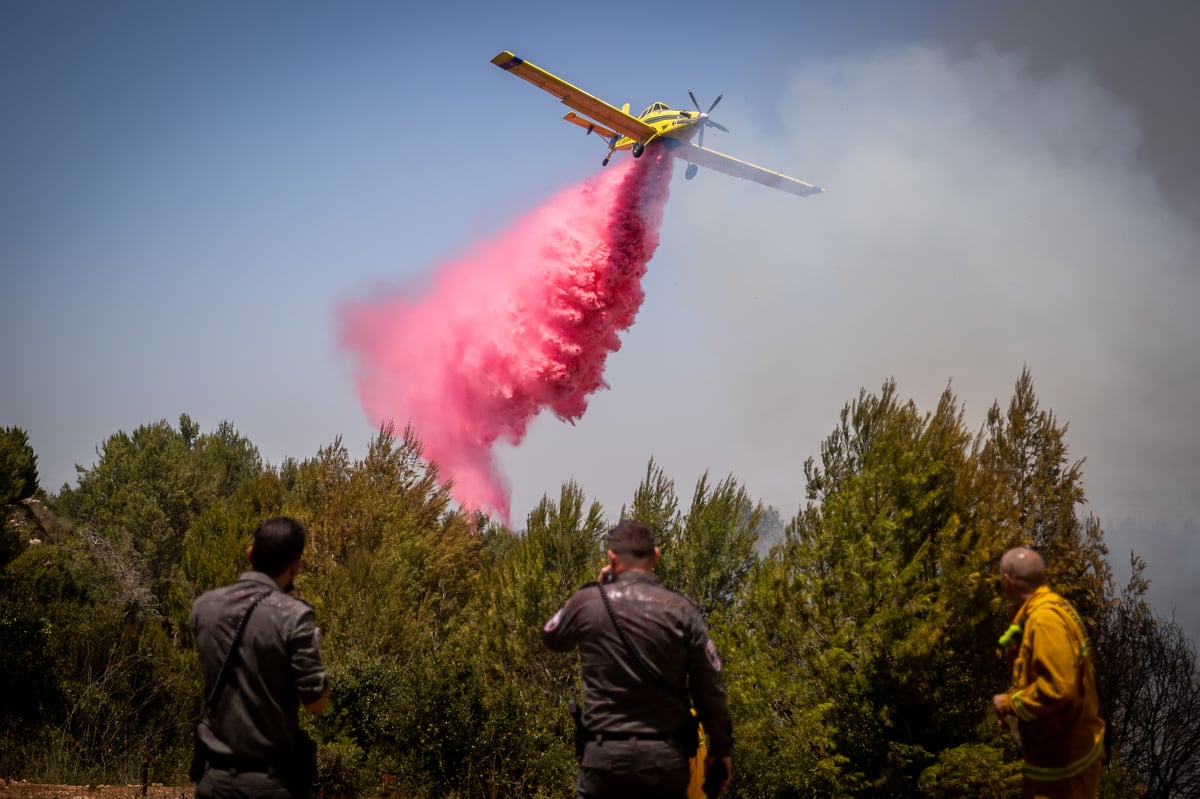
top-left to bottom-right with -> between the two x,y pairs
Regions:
705,639 -> 723,672
544,608 -> 564,633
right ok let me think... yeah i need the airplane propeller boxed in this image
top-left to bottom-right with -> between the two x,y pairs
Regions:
688,90 -> 729,148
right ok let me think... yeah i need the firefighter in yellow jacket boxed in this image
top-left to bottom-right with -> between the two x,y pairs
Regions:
992,547 -> 1105,799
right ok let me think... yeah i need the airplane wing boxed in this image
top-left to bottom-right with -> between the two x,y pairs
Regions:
671,143 -> 824,198
492,51 -> 656,142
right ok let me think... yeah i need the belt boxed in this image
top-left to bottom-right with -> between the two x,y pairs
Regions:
592,731 -> 674,742
205,752 -> 273,773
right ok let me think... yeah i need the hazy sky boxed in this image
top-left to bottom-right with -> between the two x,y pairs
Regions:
2,1 -> 1197,636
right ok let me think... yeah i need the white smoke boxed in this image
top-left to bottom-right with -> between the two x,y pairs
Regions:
663,44 -> 1200,634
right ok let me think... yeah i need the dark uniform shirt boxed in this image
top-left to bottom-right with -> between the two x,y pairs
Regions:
191,571 -> 328,760
543,570 -> 733,757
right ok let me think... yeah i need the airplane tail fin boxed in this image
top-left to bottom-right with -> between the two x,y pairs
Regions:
621,103 -> 630,114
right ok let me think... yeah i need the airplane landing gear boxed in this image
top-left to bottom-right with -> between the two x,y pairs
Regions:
685,163 -> 698,180
631,141 -> 645,158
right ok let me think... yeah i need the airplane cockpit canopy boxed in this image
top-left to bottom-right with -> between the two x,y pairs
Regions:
639,101 -> 670,117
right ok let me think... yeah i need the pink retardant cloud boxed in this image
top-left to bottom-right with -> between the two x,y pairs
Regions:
339,149 -> 674,523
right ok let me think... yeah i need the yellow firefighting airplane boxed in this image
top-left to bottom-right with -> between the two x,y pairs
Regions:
491,50 -> 823,198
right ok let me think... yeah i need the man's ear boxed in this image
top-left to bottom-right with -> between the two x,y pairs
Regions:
246,545 -> 254,567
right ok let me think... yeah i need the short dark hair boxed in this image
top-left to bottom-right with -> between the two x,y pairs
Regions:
606,520 -> 656,561
250,516 -> 307,577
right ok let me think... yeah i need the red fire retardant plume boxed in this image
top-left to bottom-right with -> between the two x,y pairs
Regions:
339,150 -> 673,523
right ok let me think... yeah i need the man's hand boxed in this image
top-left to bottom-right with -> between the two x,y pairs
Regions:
703,755 -> 732,798
305,684 -> 331,715
992,693 -> 1012,723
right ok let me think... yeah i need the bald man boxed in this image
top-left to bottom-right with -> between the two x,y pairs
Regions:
993,547 -> 1105,799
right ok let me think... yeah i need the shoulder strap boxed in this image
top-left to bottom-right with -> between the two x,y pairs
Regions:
201,590 -> 271,717
596,581 -> 687,700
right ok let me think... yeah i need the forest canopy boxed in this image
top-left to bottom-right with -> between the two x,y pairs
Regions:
1,370 -> 1196,799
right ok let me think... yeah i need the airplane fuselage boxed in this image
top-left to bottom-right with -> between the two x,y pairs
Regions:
609,102 -> 702,152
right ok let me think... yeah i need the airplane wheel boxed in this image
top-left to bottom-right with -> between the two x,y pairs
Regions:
632,142 -> 645,158
685,164 -> 698,180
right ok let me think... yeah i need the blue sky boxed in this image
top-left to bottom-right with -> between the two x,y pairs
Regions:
3,1 -> 1199,635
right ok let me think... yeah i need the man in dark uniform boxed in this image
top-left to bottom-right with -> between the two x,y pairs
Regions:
543,520 -> 733,799
191,516 -> 330,798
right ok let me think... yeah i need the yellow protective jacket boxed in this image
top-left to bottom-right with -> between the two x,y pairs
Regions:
1000,586 -> 1105,782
